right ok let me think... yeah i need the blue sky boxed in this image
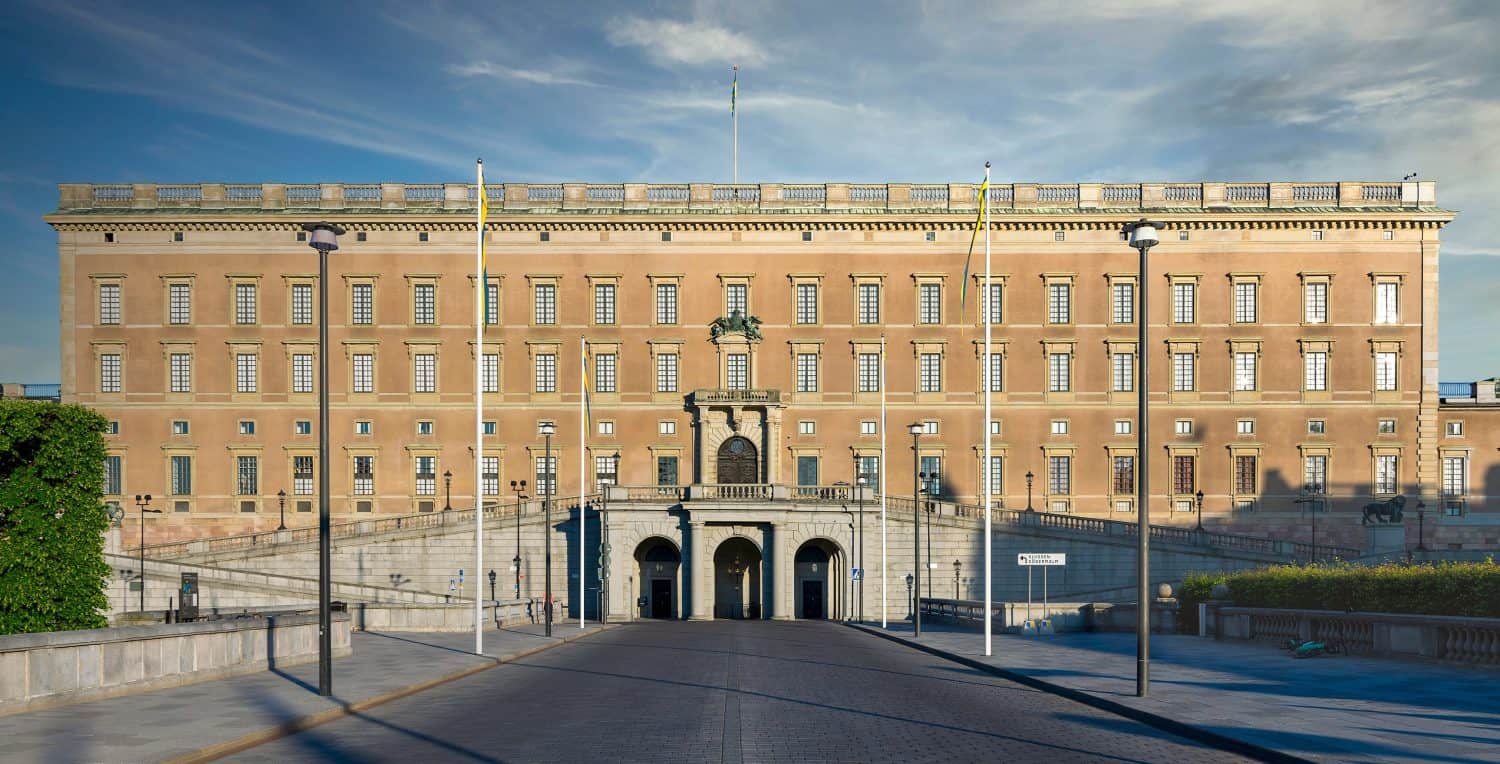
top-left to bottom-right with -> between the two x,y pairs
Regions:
2,0 -> 1497,382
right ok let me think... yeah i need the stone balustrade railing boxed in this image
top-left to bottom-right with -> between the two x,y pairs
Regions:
1205,605 -> 1500,666
56,181 -> 1436,213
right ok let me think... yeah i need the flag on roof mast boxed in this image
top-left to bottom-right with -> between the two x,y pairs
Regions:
472,158 -> 487,656
478,166 -> 491,329
959,176 -> 991,320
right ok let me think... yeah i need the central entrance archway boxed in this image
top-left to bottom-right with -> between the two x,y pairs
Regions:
634,537 -> 682,619
716,436 -> 759,484
794,539 -> 845,620
713,536 -> 763,619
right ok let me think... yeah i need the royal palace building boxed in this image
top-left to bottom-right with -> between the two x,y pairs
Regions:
46,180 -> 1498,558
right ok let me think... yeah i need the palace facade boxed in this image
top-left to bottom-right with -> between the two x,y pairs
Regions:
48,180 -> 1496,551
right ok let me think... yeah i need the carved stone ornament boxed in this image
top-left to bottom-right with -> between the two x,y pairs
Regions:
709,310 -> 763,342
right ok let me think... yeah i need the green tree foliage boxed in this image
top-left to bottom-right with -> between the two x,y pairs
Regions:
0,401 -> 111,634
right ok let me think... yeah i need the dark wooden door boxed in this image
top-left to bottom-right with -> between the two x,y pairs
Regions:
802,581 -> 824,619
717,437 -> 759,483
650,579 -> 673,619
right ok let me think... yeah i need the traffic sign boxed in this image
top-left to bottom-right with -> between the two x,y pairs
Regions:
1017,553 -> 1066,566
851,568 -> 863,581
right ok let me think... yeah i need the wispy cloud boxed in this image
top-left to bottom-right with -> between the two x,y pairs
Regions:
607,17 -> 766,66
447,61 -> 601,88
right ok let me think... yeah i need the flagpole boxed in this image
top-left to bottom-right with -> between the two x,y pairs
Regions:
474,159 -> 485,656
880,333 -> 888,629
982,162 -> 993,657
579,335 -> 587,629
732,65 -> 739,184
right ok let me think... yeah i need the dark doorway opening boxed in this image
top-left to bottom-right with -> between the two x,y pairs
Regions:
650,579 -> 673,619
717,436 -> 759,484
801,580 -> 824,619
635,537 -> 681,620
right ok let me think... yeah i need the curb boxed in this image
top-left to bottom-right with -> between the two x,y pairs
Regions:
846,623 -> 1310,764
167,625 -> 616,764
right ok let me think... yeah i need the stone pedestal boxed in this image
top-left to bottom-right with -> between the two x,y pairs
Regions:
1365,524 -> 1406,555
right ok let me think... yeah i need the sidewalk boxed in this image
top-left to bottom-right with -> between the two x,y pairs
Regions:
0,623 -> 609,764
852,621 -> 1499,763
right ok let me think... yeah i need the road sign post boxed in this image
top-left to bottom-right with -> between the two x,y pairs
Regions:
1017,554 -> 1066,634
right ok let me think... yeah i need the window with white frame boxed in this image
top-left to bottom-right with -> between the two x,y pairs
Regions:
857,353 -> 880,392
987,455 -> 1004,496
1442,456 -> 1467,499
1172,353 -> 1195,392
1172,455 -> 1196,494
655,283 -> 678,325
1112,282 -> 1134,324
1234,352 -> 1257,391
1235,455 -> 1258,496
414,456 -> 436,495
169,283 -> 191,325
860,421 -> 877,435
1048,353 -> 1071,392
1112,456 -> 1135,494
481,354 -> 499,393
1375,351 -> 1398,391
918,283 -> 941,324
100,354 -> 122,393
1234,282 -> 1258,323
919,455 -> 941,493
594,284 -> 616,325
1175,419 -> 1193,435
293,456 -> 313,495
857,283 -> 880,324
656,352 -> 678,392
236,455 -> 258,496
796,283 -> 818,324
292,284 -> 313,325
171,455 -> 192,495
1305,351 -> 1328,391
990,420 -> 1002,435
1237,419 -> 1255,435
726,283 -> 748,316
1112,352 -> 1134,392
796,353 -> 819,392
1379,419 -> 1397,434
1304,282 -> 1328,324
351,283 -> 373,325
595,353 -> 617,393
659,420 -> 676,435
98,283 -> 121,324
922,421 -> 939,434
1114,420 -> 1132,435
236,353 -> 257,393
1446,421 -> 1463,436
414,353 -> 436,393
483,421 -> 496,435
858,455 -> 880,488
987,353 -> 1003,392
104,455 -> 122,495
413,284 -> 435,324
594,455 -> 617,487
798,420 -> 816,435
727,353 -> 748,390
919,353 -> 942,392
1172,282 -> 1196,323
534,284 -> 557,324
353,456 -> 375,495
1048,456 -> 1071,495
598,420 -> 614,435
417,421 -> 433,435
353,354 -> 374,393
1374,282 -> 1399,324
235,283 -> 257,324
1050,420 -> 1068,435
1303,455 -> 1327,493
1308,419 -> 1326,434
986,282 -> 1003,325
170,353 -> 192,393
483,457 -> 500,495
534,456 -> 557,496
535,353 -> 557,393
173,420 -> 190,435
1375,454 -> 1398,495
1047,283 -> 1071,324
486,283 -> 500,325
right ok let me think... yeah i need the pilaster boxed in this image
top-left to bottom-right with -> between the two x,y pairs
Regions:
686,520 -> 710,620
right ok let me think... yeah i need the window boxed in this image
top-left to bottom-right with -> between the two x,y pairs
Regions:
659,421 -> 676,435
987,455 -> 1004,496
413,284 -> 435,325
104,455 -> 122,495
1175,419 -> 1193,435
656,353 -> 678,393
918,283 -> 941,324
796,353 -> 819,392
236,353 -> 258,393
170,353 -> 192,393
1047,284 -> 1071,324
661,231 -> 672,242
483,421 -> 497,435
985,353 -> 1003,392
355,420 -> 372,435
540,231 -> 550,242
352,283 -> 373,325
594,456 -> 617,488
1303,455 -> 1327,493
857,353 -> 881,392
106,421 -> 119,435
414,456 -> 436,496
595,353 -> 617,393
238,420 -> 255,435
919,353 -> 942,392
1375,351 -> 1398,391
860,421 -> 877,435
171,455 -> 192,495
1172,353 -> 1195,392
417,420 -> 433,435
414,353 -> 436,393
357,231 -> 367,242
655,283 -> 678,325
535,456 -> 557,496
1237,420 -> 1255,435
172,420 -> 189,435
1304,282 -> 1328,324
295,420 -> 311,435
486,283 -> 500,325
796,283 -> 818,324
236,456 -> 258,495
1234,352 -> 1257,391
534,284 -> 557,324
1112,283 -> 1134,324
1312,230 -> 1324,241
353,354 -> 374,393
169,283 -> 191,325
1379,419 -> 1397,434
1112,353 -> 1134,392
594,284 -> 616,325
481,354 -> 499,393
1235,456 -> 1257,495
921,421 -> 939,435
98,284 -> 121,324
726,283 -> 748,316
1304,352 -> 1328,391
858,455 -> 881,489
920,456 -> 941,494
857,283 -> 881,324
1234,282 -> 1258,323
1375,454 -> 1398,495
1050,420 -> 1068,435
292,284 -> 313,325
1383,230 -> 1394,240
1047,456 -> 1071,495
100,354 -> 122,393
235,283 -> 257,324
1374,285 -> 1422,332
1179,230 -> 1190,241
535,353 -> 557,393
483,457 -> 500,495
418,232 -> 429,242
656,456 -> 679,486
1172,455 -> 1196,494
986,283 -> 1003,325
354,456 -> 375,495
802,231 -> 813,242
1048,353 -> 1071,392
105,232 -> 114,243
1172,283 -> 1196,323
1308,419 -> 1326,435
1054,231 -> 1065,242
293,456 -> 313,495
293,353 -> 314,393
1113,456 -> 1135,494
727,354 -> 748,390
1114,420 -> 1132,435
598,420 -> 614,435
925,231 -> 936,242
1446,421 -> 1463,436
799,420 -> 816,435
1442,456 -> 1467,499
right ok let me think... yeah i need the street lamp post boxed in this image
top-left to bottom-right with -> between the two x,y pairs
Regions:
540,422 -> 556,637
303,221 -> 343,698
509,480 -> 528,599
953,559 -> 961,599
1025,470 -> 1035,511
277,489 -> 286,531
488,569 -> 497,604
905,573 -> 914,619
444,469 -> 453,511
1195,489 -> 1205,533
1125,217 -> 1161,699
908,423 -> 923,637
1293,488 -> 1321,564
1416,500 -> 1427,552
600,451 -> 619,623
854,457 -> 866,624
919,473 -> 934,600
133,494 -> 160,612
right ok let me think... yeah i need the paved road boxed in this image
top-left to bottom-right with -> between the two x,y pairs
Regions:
227,621 -> 1250,763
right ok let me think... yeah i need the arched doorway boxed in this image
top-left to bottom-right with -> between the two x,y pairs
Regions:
794,539 -> 845,620
713,536 -> 763,619
634,537 -> 681,619
717,436 -> 759,484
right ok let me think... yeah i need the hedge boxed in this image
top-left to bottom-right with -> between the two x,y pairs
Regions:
1179,560 -> 1500,634
0,400 -> 111,634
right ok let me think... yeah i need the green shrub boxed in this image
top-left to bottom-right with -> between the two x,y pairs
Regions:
1178,571 -> 1229,633
0,400 -> 111,634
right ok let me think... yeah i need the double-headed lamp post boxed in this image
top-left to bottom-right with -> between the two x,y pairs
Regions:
953,559 -> 962,599
444,469 -> 453,511
540,422 -> 556,637
1195,489 -> 1205,533
854,455 -> 867,624
510,479 -> 528,599
1124,217 -> 1161,699
133,494 -> 160,612
303,220 -> 344,698
908,423 -> 924,637
1025,470 -> 1035,512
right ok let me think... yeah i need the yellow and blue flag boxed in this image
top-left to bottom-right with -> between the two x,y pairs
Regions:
960,177 -> 990,319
